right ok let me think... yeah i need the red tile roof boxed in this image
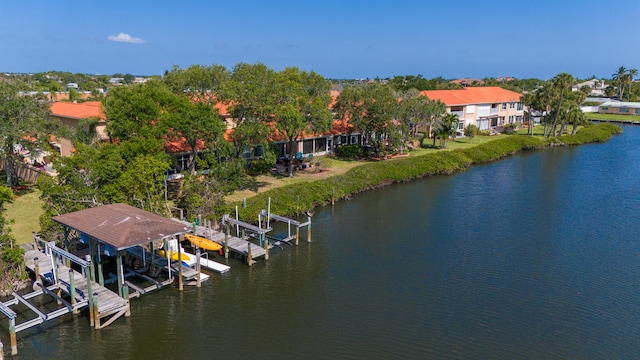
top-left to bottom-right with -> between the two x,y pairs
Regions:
420,87 -> 522,106
50,101 -> 106,120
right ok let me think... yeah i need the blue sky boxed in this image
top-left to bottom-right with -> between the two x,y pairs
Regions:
1,0 -> 639,80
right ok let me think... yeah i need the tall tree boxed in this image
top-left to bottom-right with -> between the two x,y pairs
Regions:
102,80 -> 175,141
521,92 -> 536,136
272,67 -> 333,176
163,64 -> 230,104
163,98 -> 225,175
0,82 -> 62,186
548,73 -> 574,138
396,91 -> 446,139
222,63 -> 277,156
612,66 -> 628,101
333,84 -> 401,157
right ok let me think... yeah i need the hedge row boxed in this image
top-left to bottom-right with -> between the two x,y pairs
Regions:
225,124 -> 621,220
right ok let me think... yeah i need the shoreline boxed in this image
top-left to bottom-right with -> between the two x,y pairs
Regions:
226,123 -> 622,222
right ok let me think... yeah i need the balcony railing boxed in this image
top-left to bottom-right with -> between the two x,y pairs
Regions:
451,111 -> 464,118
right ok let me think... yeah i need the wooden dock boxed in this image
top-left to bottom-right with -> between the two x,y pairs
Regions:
23,248 -> 130,329
185,222 -> 269,260
197,225 -> 267,258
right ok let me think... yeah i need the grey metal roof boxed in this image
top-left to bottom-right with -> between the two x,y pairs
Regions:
600,101 -> 640,108
52,203 -> 191,250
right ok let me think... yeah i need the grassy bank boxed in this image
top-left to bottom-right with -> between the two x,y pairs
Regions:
585,113 -> 640,123
3,187 -> 43,245
226,123 -> 622,220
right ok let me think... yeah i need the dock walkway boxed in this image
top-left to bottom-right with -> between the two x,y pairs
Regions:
184,222 -> 269,259
23,248 -> 130,328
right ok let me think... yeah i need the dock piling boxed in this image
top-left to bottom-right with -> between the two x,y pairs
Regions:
9,318 -> 16,355
69,269 -> 78,313
224,223 -> 229,259
92,293 -> 99,329
34,258 -> 40,281
245,230 -> 253,266
262,233 -> 269,261
196,249 -> 201,288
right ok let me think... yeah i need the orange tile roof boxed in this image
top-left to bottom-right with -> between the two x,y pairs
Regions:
164,136 -> 207,154
420,87 -> 522,106
50,101 -> 106,120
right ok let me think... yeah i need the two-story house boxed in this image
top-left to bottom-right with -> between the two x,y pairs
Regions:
421,87 -> 524,133
49,101 -> 107,156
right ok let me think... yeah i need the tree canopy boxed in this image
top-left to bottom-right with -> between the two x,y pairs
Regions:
0,82 -> 63,186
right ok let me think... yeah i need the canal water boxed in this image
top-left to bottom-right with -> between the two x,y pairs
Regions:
6,125 -> 640,359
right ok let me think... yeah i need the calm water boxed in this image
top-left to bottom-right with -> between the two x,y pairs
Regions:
5,125 -> 640,359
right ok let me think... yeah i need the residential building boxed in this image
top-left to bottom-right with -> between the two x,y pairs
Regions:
599,101 -> 640,115
49,101 -> 107,156
572,79 -> 606,96
421,86 -> 524,133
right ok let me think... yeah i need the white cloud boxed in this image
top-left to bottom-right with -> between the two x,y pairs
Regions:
107,32 -> 146,44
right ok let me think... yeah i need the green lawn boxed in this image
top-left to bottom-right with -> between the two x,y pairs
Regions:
3,187 -> 43,245
584,112 -> 640,123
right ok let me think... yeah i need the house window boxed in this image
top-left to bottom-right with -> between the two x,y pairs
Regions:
601,107 -> 608,111
303,139 -> 314,154
500,116 -> 505,125
621,107 -> 630,113
458,121 -> 465,130
508,115 -> 515,123
502,103 -> 507,110
315,138 -> 327,152
509,102 -> 515,109
516,115 -> 523,123
517,102 -> 523,111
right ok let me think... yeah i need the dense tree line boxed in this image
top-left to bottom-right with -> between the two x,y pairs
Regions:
4,64 -> 634,244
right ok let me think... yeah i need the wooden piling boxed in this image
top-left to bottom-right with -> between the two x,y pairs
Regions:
34,257 -> 40,281
332,187 -> 335,205
85,256 -> 94,328
97,244 -> 104,286
245,231 -> 252,266
69,269 -> 77,313
9,318 -> 16,355
88,238 -> 95,282
295,227 -> 299,246
116,252 -> 124,298
93,293 -> 99,329
262,233 -> 269,261
196,249 -> 201,288
307,216 -> 312,242
224,223 -> 229,259
178,239 -> 183,291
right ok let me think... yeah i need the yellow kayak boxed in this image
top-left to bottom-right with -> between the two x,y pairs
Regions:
158,249 -> 189,261
185,234 -> 223,251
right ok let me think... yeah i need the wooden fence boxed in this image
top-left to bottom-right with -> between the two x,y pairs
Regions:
0,160 -> 51,184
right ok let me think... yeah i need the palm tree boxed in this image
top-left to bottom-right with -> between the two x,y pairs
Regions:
612,66 -> 628,100
521,92 -> 536,136
435,113 -> 460,148
568,103 -> 587,135
627,68 -> 638,100
549,73 -> 574,137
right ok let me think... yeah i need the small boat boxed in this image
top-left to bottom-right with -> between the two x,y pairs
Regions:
158,249 -> 190,261
185,234 -> 223,251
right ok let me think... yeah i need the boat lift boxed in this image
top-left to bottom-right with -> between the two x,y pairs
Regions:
258,209 -> 311,245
